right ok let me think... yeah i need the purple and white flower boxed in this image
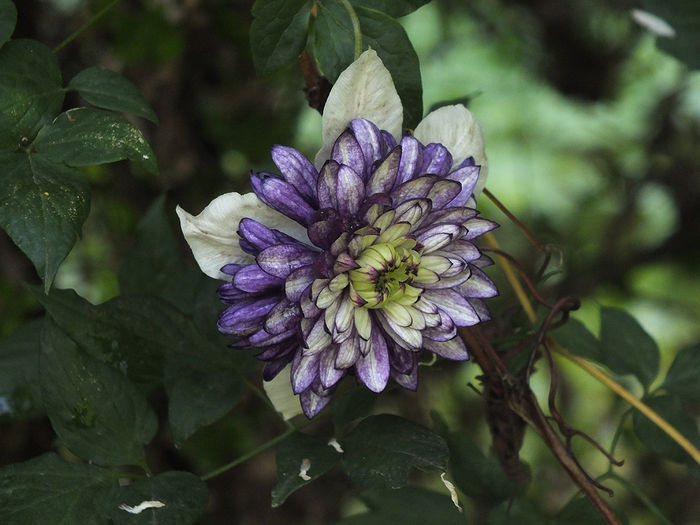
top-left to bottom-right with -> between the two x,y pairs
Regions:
177,50 -> 497,418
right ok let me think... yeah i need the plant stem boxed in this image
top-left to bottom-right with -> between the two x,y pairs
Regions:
340,0 -> 362,59
555,346 -> 700,465
53,0 -> 122,53
200,427 -> 296,481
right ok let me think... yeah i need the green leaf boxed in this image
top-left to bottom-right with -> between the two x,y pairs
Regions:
0,453 -> 119,525
313,2 -> 423,128
554,318 -> 603,362
599,307 -> 659,387
447,432 -> 525,503
118,194 -> 199,309
333,486 -> 465,525
271,431 -> 342,507
34,107 -> 158,174
486,499 -> 546,525
342,414 -> 448,488
553,496 -> 628,525
332,385 -> 377,434
633,394 -> 700,464
641,0 -> 700,69
0,319 -> 44,420
165,346 -> 253,446
0,0 -> 17,48
40,320 -> 158,467
0,39 -> 64,152
109,471 -> 209,525
68,66 -> 159,123
663,342 -> 700,401
250,0 -> 313,76
350,0 -> 429,18
0,152 -> 90,291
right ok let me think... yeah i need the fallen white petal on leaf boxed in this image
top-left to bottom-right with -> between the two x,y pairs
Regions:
119,500 -> 166,514
631,9 -> 676,38
440,473 -> 463,512
263,365 -> 303,420
327,438 -> 344,453
299,458 -> 312,481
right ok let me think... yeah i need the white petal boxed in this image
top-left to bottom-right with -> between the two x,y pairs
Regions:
315,49 -> 403,167
176,192 -> 309,280
413,105 -> 489,195
263,364 -> 303,420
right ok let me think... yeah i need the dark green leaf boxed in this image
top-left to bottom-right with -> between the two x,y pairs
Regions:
554,318 -> 603,362
633,394 -> 700,464
447,432 -> 525,503
0,319 -> 44,420
332,385 -> 377,433
663,342 -> 700,401
34,107 -> 158,174
342,414 -> 448,488
554,496 -> 628,525
250,0 -> 313,76
40,320 -> 157,467
0,453 -> 118,525
108,471 -> 209,525
486,499 -> 545,525
165,347 -> 253,446
0,0 -> 17,48
31,288 -> 170,383
642,0 -> 700,69
599,307 -> 659,387
0,152 -> 90,291
313,2 -> 423,128
350,0 -> 430,18
118,194 -> 199,309
271,431 -> 342,507
333,486 -> 465,525
0,39 -> 63,152
68,66 -> 158,123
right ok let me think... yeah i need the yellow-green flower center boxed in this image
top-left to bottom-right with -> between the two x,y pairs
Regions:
349,239 -> 423,309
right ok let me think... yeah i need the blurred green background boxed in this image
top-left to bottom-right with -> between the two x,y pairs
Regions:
1,0 -> 698,523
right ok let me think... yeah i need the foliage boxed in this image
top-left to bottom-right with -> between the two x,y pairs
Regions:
0,0 -> 699,524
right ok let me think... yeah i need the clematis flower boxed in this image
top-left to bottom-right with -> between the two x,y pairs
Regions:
177,50 -> 497,418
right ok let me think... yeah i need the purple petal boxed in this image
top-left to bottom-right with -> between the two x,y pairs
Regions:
388,343 -> 415,374
249,327 -> 297,346
271,145 -> 318,203
391,175 -> 439,206
446,165 -> 480,207
285,265 -> 316,302
331,129 -> 366,178
257,243 -> 317,279
317,160 -> 339,210
351,119 -> 384,170
233,265 -> 283,293
423,308 -> 457,341
355,329 -> 390,392
464,217 -> 499,240
262,354 -> 294,381
380,130 -> 397,152
395,136 -> 423,186
469,298 -> 491,322
335,335 -> 360,369
367,146 -> 401,196
217,282 -> 248,303
391,365 -> 418,390
423,335 -> 469,360
256,341 -> 297,361
218,296 -> 279,334
291,351 -> 321,394
308,208 -> 343,249
319,347 -> 345,389
458,265 -> 498,298
422,288 -> 480,327
238,217 -> 304,254
336,165 -> 365,216
251,173 -> 316,226
264,298 -> 301,334
426,179 -> 462,209
221,264 -> 246,277
300,387 -> 332,418
393,198 -> 432,231
442,239 -> 481,263
419,143 -> 453,176
415,223 -> 465,253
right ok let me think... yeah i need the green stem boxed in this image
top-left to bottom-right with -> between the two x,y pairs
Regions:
200,427 -> 296,481
53,0 -> 122,53
601,472 -> 674,525
340,0 -> 362,59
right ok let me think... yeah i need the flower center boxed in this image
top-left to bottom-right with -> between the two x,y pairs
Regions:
349,240 -> 423,309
